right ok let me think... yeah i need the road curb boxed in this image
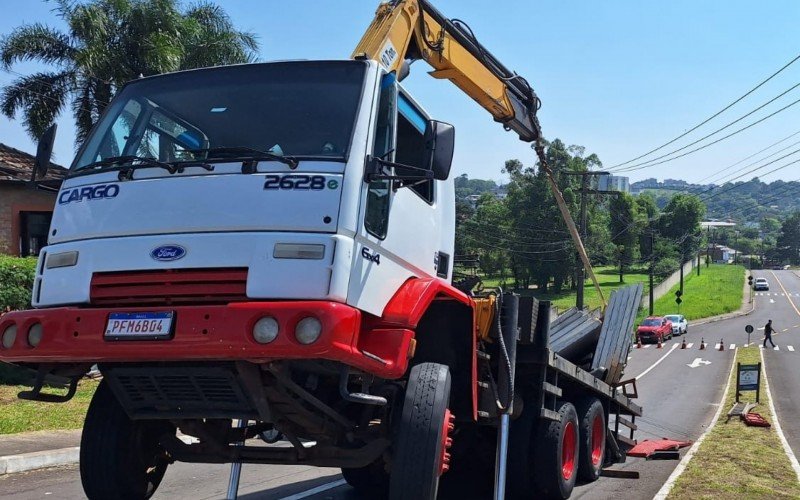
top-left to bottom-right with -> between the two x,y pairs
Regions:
0,446 -> 79,475
652,347 -> 738,499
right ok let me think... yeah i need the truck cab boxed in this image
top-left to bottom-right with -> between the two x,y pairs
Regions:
37,60 -> 454,317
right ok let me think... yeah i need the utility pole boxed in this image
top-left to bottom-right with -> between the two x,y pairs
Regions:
649,229 -> 655,316
561,170 -> 617,310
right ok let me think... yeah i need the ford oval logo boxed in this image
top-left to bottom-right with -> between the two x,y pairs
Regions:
150,245 -> 186,261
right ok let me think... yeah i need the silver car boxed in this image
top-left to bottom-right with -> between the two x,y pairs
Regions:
664,314 -> 688,335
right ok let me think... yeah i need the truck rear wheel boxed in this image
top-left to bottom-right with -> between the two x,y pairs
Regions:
576,397 -> 605,482
389,362 -> 452,500
533,401 -> 579,499
80,381 -> 174,500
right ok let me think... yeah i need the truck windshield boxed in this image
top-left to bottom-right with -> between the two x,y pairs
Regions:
73,61 -> 367,170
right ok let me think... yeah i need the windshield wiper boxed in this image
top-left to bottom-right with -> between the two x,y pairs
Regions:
188,147 -> 299,170
77,155 -> 176,173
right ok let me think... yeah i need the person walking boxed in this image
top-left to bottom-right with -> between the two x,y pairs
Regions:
764,319 -> 776,348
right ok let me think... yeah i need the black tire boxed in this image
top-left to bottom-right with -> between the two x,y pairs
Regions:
80,381 -> 175,500
342,459 -> 390,499
575,398 -> 606,482
389,363 -> 452,500
532,401 -> 579,499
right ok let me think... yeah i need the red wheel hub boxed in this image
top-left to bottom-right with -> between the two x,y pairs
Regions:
438,409 -> 455,476
561,420 -> 576,480
591,414 -> 604,466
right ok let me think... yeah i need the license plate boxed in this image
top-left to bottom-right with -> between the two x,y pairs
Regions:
105,312 -> 174,340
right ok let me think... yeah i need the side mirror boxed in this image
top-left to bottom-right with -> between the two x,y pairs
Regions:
423,120 -> 454,181
34,124 -> 57,180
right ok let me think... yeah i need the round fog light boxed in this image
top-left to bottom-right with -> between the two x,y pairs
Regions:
28,323 -> 43,347
253,317 -> 279,344
295,317 -> 322,345
2,324 -> 17,349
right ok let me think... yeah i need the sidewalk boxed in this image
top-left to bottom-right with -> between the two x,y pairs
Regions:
0,429 -> 81,475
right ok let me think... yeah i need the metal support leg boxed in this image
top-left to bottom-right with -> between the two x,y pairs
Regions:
494,413 -> 511,500
226,419 -> 246,500
493,293 -> 519,500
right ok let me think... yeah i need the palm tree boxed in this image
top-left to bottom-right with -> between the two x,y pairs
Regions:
0,0 -> 259,145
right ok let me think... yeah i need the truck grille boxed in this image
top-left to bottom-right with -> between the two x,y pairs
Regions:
90,268 -> 248,306
103,365 -> 257,419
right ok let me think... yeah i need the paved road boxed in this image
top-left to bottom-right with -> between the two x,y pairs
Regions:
8,272 -> 795,499
753,270 -> 800,460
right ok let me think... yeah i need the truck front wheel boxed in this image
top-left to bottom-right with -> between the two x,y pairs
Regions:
389,362 -> 452,500
80,381 -> 175,500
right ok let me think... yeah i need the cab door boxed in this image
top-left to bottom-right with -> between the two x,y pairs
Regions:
347,74 -> 450,316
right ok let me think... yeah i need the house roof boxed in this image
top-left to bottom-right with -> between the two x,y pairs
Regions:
0,143 -> 67,187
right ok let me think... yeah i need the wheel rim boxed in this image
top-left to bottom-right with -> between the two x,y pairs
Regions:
590,414 -> 604,466
562,420 -> 576,480
438,409 -> 455,476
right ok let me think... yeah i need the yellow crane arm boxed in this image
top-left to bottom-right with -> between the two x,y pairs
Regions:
353,0 -> 542,143
353,0 -> 607,309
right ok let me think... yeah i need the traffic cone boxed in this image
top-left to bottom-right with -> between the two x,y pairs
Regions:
681,338 -> 687,349
700,338 -> 706,350
657,337 -> 663,349
636,338 -> 642,349
719,338 -> 724,351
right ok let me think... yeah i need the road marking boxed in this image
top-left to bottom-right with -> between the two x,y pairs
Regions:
280,479 -> 348,500
771,271 -> 800,316
789,346 -> 795,352
687,358 -> 711,368
729,344 -> 736,350
782,328 -> 789,332
774,346 -> 780,350
653,348 -> 738,499
770,299 -> 776,304
760,348 -> 800,482
643,344 -> 651,349
636,344 -> 679,381
686,343 -> 694,348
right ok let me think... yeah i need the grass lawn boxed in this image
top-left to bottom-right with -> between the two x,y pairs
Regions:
668,346 -> 800,499
485,266 -> 651,312
637,264 -> 744,326
0,378 -> 98,435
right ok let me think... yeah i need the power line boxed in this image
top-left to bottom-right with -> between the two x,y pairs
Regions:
609,81 -> 800,173
610,95 -> 800,174
693,129 -> 800,184
610,52 -> 800,169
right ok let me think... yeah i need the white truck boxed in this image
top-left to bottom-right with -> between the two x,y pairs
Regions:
0,2 -> 644,499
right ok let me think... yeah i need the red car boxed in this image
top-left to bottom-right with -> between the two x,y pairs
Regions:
637,316 -> 673,344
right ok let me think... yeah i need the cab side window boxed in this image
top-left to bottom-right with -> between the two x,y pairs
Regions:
395,93 -> 433,203
364,74 -> 396,239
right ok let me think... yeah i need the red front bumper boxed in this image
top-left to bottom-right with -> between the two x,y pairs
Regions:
0,302 -> 414,379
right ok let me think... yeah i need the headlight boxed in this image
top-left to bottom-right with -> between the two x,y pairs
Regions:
252,317 -> 279,344
295,317 -> 322,345
27,323 -> 43,347
45,251 -> 79,269
1,324 -> 17,349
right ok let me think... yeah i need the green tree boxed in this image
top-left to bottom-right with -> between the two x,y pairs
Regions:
609,192 -> 638,283
776,211 -> 800,265
659,194 -> 705,267
1,0 -> 258,143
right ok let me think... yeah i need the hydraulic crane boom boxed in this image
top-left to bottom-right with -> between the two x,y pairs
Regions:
352,0 -> 542,143
354,0 -> 607,308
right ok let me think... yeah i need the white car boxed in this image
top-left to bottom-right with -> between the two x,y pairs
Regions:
664,314 -> 688,335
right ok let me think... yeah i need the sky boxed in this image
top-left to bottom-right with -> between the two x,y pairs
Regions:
1,0 -> 800,185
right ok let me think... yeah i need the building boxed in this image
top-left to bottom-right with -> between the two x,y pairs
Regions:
597,175 -> 630,193
0,143 -> 67,256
